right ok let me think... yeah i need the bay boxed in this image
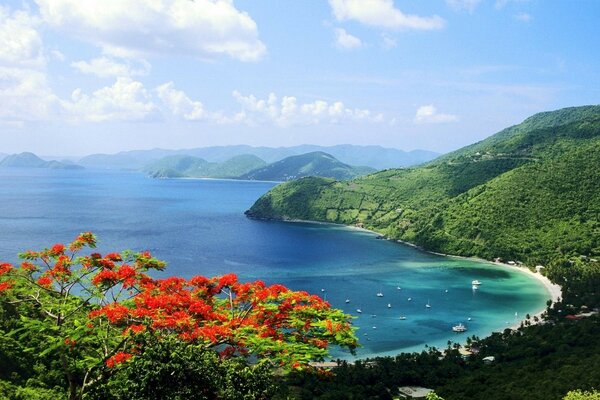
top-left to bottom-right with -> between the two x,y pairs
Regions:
0,168 -> 550,359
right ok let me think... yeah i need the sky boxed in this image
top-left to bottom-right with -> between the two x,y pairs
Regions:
0,0 -> 599,157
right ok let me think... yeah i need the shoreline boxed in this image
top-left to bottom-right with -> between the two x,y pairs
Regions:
266,217 -> 562,339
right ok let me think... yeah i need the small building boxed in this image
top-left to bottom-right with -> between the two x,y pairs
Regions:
507,261 -> 516,266
397,386 -> 433,399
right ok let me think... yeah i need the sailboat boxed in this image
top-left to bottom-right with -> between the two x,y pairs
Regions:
387,303 -> 392,308
425,299 -> 431,308
376,290 -> 384,297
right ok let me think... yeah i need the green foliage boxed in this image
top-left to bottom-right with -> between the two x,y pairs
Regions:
564,390 -> 600,400
86,334 -> 278,400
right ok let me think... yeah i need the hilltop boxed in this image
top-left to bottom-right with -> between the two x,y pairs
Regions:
239,152 -> 375,181
246,105 -> 600,266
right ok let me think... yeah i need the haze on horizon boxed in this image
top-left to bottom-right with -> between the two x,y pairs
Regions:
0,0 -> 598,157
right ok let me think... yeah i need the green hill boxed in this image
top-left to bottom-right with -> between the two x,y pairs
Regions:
246,105 -> 600,266
240,152 -> 376,181
0,152 -> 84,170
143,154 -> 266,178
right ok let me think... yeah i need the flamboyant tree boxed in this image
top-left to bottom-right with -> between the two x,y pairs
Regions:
0,233 -> 357,399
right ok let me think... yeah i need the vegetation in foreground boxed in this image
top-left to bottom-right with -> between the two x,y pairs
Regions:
0,233 -> 357,399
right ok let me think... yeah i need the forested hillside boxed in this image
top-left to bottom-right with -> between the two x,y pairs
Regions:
247,105 -> 600,266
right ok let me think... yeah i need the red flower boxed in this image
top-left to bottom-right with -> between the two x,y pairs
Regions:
0,262 -> 13,275
64,337 -> 76,347
50,243 -> 65,256
92,269 -> 118,286
20,261 -> 36,271
37,275 -> 52,288
106,352 -> 132,368
0,282 -> 12,291
105,252 -> 122,262
218,273 -> 238,288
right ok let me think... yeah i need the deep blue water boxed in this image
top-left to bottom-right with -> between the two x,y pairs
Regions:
0,168 -> 549,359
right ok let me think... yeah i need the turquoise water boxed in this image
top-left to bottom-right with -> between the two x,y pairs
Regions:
0,168 -> 550,359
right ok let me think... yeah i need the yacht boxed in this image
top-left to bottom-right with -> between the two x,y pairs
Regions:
452,323 -> 467,332
399,316 -> 406,320
472,280 -> 482,285
345,299 -> 350,303
387,303 -> 392,308
376,291 -> 384,297
425,300 -> 431,308
356,309 -> 362,313
407,297 -> 412,301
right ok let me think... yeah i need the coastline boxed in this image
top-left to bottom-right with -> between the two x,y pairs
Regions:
268,217 -> 563,336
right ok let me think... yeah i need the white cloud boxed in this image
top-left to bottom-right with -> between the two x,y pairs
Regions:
35,0 -> 266,62
334,28 -> 362,50
329,0 -> 444,30
414,105 -> 458,124
156,82 -> 206,121
65,77 -> 157,122
0,6 -> 45,68
514,12 -> 532,22
230,91 -> 384,126
71,57 -> 151,78
0,67 -> 60,124
446,0 -> 482,13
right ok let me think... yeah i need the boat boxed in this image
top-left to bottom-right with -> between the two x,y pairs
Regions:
472,280 -> 482,285
452,323 -> 467,332
376,291 -> 384,297
425,300 -> 431,308
321,288 -> 325,292
399,316 -> 406,320
356,309 -> 362,313
345,299 -> 350,303
467,317 -> 472,321
397,286 -> 401,290
387,303 -> 392,308
445,289 -> 448,293
407,297 -> 412,301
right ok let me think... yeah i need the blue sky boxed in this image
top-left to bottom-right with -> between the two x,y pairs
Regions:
0,0 -> 598,156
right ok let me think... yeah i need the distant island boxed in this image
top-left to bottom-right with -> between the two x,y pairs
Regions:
143,151 -> 376,181
78,144 -> 439,171
0,152 -> 84,170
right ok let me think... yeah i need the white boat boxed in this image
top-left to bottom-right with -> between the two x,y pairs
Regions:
376,292 -> 384,297
472,280 -> 482,285
399,316 -> 406,320
321,288 -> 325,292
426,300 -> 431,308
407,297 -> 412,301
345,299 -> 350,303
397,286 -> 402,290
387,303 -> 392,308
452,323 -> 467,332
356,309 -> 362,313
467,317 -> 472,321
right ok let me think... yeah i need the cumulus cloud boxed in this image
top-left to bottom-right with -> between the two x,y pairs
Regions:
414,105 -> 458,124
329,0 -> 444,30
64,77 -> 157,122
446,0 -> 482,13
0,6 -> 45,68
35,0 -> 266,61
230,91 -> 384,126
71,57 -> 151,78
334,28 -> 362,50
0,67 -> 60,125
156,82 -> 207,121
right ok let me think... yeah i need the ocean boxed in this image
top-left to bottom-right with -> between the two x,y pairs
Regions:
0,168 -> 549,359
